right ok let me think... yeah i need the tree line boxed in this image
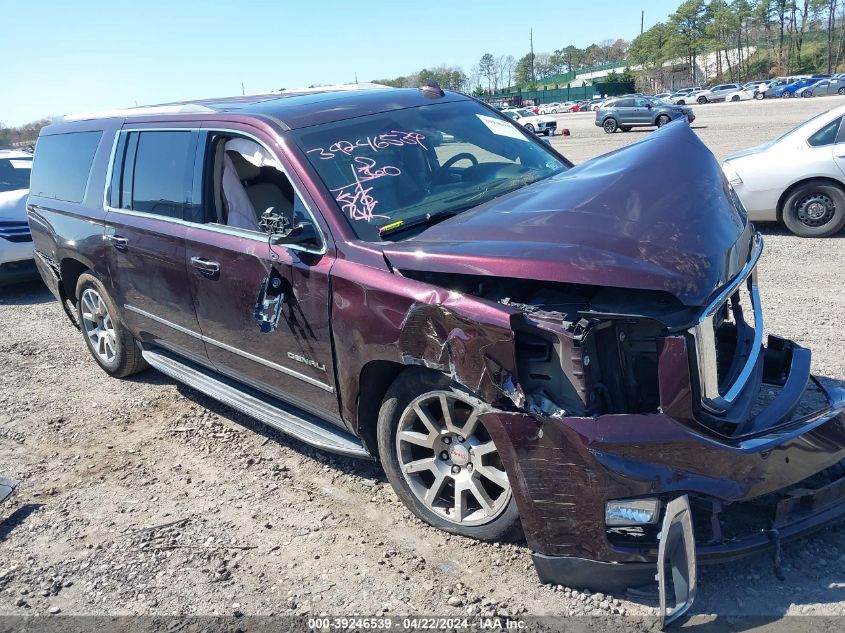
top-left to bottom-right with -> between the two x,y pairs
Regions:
0,120 -> 50,149
629,0 -> 845,90
372,39 -> 630,96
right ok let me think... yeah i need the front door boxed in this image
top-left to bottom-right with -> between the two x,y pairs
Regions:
184,125 -> 341,424
104,126 -> 207,363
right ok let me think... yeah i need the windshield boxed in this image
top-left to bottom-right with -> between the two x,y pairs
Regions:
0,157 -> 33,193
293,99 -> 567,241
516,109 -> 534,117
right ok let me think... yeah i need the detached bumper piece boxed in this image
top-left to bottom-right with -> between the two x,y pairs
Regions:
0,477 -> 19,504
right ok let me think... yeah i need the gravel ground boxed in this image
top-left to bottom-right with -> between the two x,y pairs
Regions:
1,96 -> 845,627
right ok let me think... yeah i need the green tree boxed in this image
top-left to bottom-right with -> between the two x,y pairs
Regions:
514,53 -> 535,85
669,0 -> 709,83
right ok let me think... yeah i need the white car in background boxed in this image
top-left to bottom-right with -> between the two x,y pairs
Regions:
722,105 -> 845,237
668,90 -> 706,105
694,83 -> 744,103
0,149 -> 37,285
501,108 -> 558,136
538,102 -> 562,114
722,88 -> 755,102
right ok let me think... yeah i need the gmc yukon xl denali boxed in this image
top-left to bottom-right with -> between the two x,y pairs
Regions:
27,85 -> 845,619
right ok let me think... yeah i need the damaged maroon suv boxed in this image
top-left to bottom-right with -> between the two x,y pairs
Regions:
27,85 -> 845,611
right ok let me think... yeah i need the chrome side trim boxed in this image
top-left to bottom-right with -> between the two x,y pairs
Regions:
690,233 -> 764,414
124,304 -> 334,393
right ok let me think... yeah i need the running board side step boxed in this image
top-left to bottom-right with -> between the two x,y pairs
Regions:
142,349 -> 371,459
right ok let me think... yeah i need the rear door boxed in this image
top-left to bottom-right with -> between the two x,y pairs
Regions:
103,124 -> 207,362
184,123 -> 342,424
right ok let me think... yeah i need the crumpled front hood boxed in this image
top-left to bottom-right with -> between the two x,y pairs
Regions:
383,121 -> 751,307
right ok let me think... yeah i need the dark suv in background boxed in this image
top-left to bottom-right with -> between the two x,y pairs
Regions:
27,86 -> 845,613
595,96 -> 694,133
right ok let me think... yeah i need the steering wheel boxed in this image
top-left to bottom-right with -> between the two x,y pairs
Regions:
441,152 -> 479,170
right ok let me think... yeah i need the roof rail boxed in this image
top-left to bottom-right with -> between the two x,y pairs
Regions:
62,103 -> 217,122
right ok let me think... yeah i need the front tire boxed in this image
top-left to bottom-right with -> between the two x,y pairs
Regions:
839,87 -> 845,95
524,123 -> 535,133
782,181 -> 845,237
802,91 -> 813,98
781,91 -> 792,98
603,117 -> 618,133
76,273 -> 147,378
377,369 -> 522,542
697,96 -> 707,104
656,114 -> 671,127
754,91 -> 764,100
731,95 -> 740,102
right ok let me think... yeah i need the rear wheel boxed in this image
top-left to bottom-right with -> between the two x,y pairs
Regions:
782,181 -> 845,237
781,91 -> 792,98
697,96 -> 707,104
731,95 -> 740,102
76,273 -> 147,377
754,91 -> 764,100
602,117 -> 618,133
802,90 -> 813,98
377,369 -> 522,541
676,99 -> 686,105
656,114 -> 671,127
839,87 -> 845,95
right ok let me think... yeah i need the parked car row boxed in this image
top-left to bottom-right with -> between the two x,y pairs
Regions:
0,149 -> 38,285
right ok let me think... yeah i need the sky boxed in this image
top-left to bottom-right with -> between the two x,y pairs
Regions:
1,0 -> 682,126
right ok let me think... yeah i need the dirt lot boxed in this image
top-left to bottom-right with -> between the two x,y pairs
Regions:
1,96 -> 845,627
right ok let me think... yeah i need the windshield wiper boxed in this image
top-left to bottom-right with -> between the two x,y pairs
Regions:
378,209 -> 461,238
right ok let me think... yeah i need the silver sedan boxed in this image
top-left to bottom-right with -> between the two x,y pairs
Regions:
722,105 -> 845,237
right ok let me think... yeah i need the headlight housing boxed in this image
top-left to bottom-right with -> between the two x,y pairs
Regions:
722,161 -> 743,185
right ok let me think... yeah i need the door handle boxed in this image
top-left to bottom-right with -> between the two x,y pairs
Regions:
190,256 -> 220,274
106,235 -> 128,250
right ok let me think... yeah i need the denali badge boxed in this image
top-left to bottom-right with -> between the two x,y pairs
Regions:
287,352 -> 326,372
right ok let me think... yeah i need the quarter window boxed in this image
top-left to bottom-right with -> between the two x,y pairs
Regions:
30,131 -> 102,203
109,130 -> 196,219
808,117 -> 843,147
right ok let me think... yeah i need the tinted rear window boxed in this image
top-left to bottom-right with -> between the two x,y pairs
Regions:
31,131 -> 102,203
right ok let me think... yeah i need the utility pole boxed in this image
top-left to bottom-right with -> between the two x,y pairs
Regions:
241,82 -> 245,96
530,28 -> 535,82
354,72 -> 358,84
641,10 -> 644,35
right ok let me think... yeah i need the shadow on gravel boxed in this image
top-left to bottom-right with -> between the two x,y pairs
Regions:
0,280 -> 52,305
756,222 -> 845,238
166,379 -> 387,482
0,503 -> 44,542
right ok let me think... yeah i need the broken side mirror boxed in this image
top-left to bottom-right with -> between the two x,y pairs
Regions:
270,220 -> 318,247
657,495 -> 697,629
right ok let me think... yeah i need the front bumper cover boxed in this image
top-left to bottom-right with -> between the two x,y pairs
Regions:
479,337 -> 845,592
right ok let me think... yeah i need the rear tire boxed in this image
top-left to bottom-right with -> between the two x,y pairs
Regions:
377,368 -> 522,542
839,87 -> 845,95
754,91 -> 764,100
603,118 -> 618,133
76,273 -> 148,378
781,91 -> 792,98
782,181 -> 845,238
802,90 -> 813,98
731,95 -> 740,102
697,96 -> 707,104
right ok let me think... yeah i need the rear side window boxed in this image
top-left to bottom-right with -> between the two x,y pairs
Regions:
808,117 -> 842,147
109,130 -> 196,219
31,131 -> 102,203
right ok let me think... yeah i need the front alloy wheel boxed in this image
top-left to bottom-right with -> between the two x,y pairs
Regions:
377,370 -> 521,541
396,391 -> 510,526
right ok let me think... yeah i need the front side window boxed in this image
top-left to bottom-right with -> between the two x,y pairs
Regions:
0,157 -> 32,193
31,131 -> 102,203
109,130 -> 196,219
293,99 -> 567,241
808,116 -> 843,147
200,133 -> 310,235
